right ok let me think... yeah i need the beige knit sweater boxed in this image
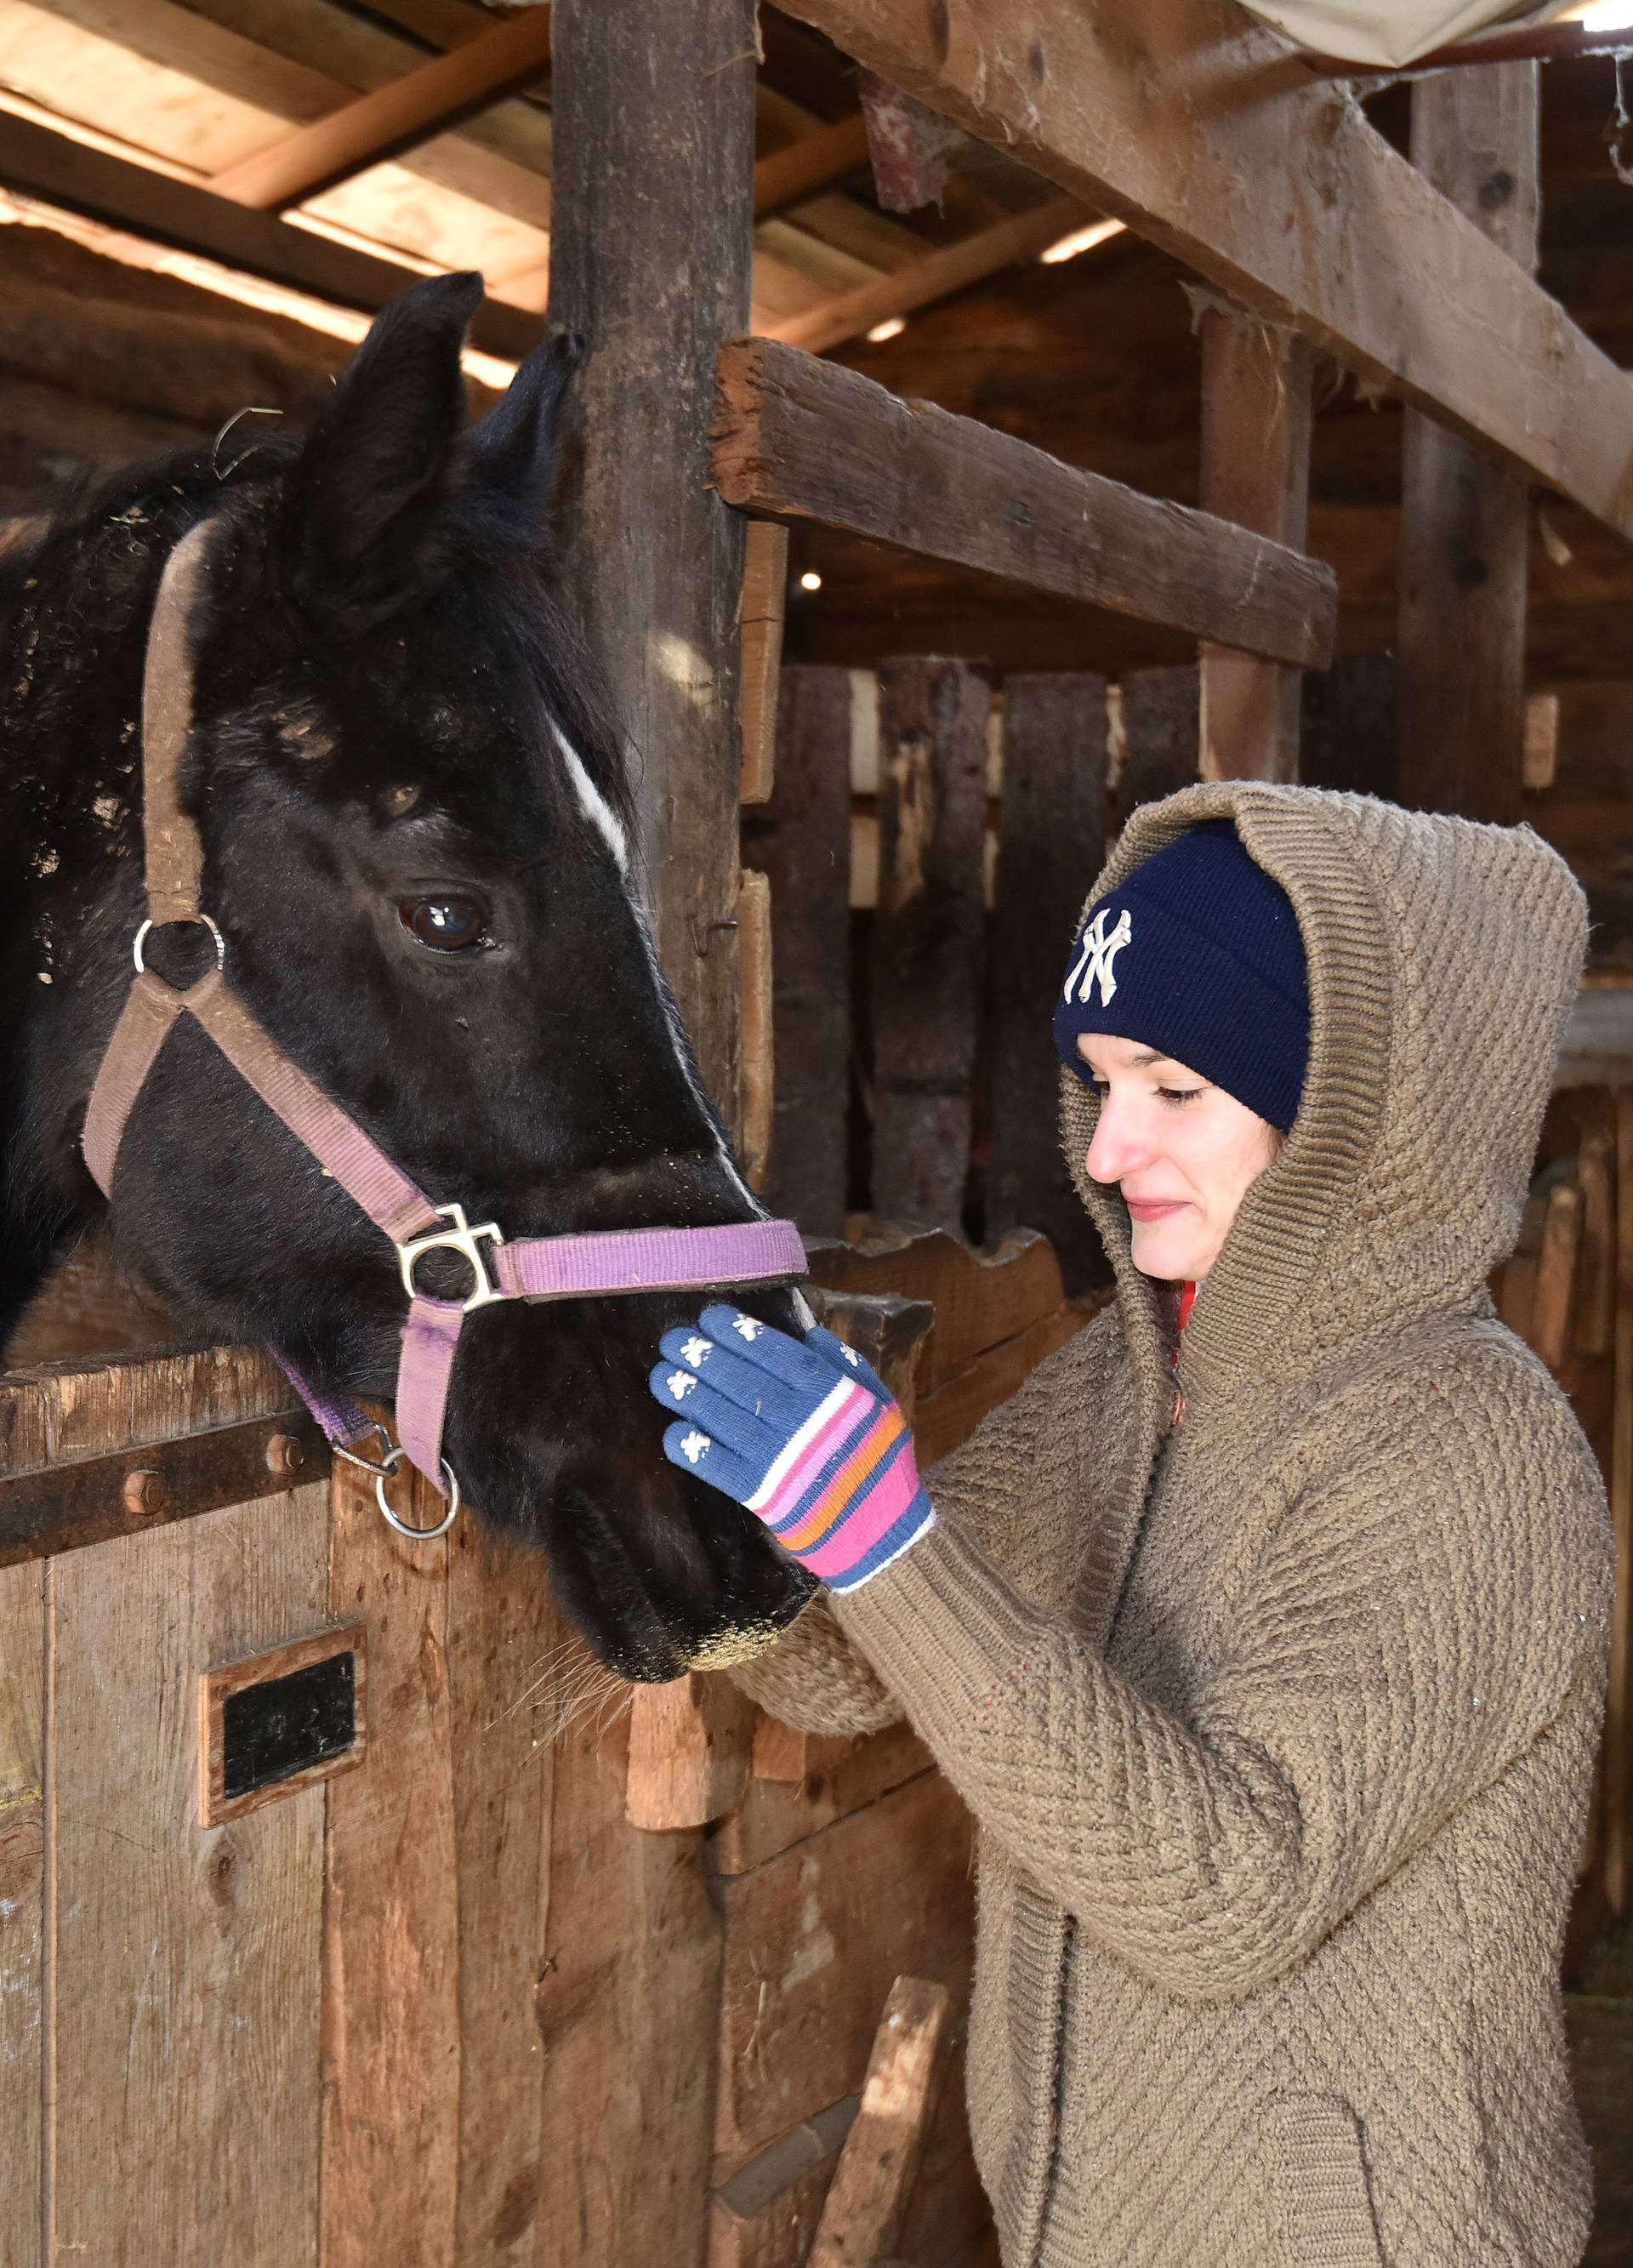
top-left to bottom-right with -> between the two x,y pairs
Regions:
737,784 -> 1616,2268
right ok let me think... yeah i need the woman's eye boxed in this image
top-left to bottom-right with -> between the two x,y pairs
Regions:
1158,1086 -> 1203,1107
397,896 -> 492,954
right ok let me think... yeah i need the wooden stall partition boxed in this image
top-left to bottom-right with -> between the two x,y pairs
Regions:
871,660 -> 992,1228
0,1559 -> 44,2268
986,673 -> 1110,1291
1397,63 -> 1541,824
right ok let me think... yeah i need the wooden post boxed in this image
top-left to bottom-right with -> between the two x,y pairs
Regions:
543,5 -> 758,2254
740,522 -> 790,807
1198,299 -> 1314,784
1397,64 -> 1540,823
738,868 -> 774,1193
871,659 -> 991,1228
744,666 -> 853,1238
1118,665 -> 1201,821
1607,1089 -> 1633,1917
987,674 -> 1110,1289
806,1976 -> 955,2268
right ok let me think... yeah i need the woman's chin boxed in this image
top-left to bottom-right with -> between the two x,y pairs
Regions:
1129,1222 -> 1198,1281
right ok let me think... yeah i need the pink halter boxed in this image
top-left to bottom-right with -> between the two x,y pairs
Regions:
81,521 -> 807,1538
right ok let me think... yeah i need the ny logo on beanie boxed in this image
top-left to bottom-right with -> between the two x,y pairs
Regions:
1064,906 -> 1133,1009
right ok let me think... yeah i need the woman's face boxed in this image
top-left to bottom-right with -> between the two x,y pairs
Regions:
1077,1034 -> 1283,1283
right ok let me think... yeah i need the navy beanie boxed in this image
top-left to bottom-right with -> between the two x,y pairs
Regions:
1053,820 -> 1310,1134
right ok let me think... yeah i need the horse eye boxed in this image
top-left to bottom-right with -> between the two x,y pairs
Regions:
398,896 -> 492,954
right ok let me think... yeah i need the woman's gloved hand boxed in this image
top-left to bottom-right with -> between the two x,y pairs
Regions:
647,1305 -> 935,1592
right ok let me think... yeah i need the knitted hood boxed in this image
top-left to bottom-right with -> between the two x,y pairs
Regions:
1061,783 -> 1590,1400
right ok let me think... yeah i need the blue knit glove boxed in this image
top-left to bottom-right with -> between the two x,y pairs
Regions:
647,1306 -> 935,1592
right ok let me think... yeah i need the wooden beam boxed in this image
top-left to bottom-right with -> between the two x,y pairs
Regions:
1301,25 -> 1633,75
712,339 -> 1337,665
740,519 -> 790,804
1608,1087 -> 1633,1917
754,111 -> 871,218
738,865 -> 775,1194
807,1977 -> 955,2268
209,4 -> 554,213
1198,302 -> 1313,783
763,194 -> 1084,353
1398,63 -> 1539,823
770,0 -> 1633,541
0,113 -> 539,363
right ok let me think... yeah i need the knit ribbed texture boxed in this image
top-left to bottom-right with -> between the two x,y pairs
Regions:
738,787 -> 1616,2268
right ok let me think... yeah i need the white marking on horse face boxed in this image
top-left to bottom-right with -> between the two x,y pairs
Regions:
681,1336 -> 711,1368
665,1370 -> 697,1401
680,1428 -> 710,1466
549,720 -> 629,872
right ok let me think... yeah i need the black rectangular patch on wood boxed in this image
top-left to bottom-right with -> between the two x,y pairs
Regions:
199,1623 -> 367,1825
221,1650 -> 355,1800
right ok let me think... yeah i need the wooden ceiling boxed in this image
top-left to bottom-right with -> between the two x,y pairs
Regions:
2,1 -> 1631,680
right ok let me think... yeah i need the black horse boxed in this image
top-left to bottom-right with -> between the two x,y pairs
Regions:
0,271 -> 813,1679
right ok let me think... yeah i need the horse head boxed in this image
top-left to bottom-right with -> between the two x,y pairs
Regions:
0,272 -> 815,1679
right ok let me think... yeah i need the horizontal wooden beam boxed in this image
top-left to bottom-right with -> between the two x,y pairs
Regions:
771,0 -> 1633,543
765,192 -> 1085,352
1301,25 -> 1633,75
754,111 -> 871,217
712,337 -> 1336,664
0,114 -> 540,363
210,4 -> 553,213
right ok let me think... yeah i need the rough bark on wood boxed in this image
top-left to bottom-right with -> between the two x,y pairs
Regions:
1398,65 -> 1540,824
1198,303 -> 1313,784
807,1976 -> 954,2268
870,660 -> 991,1227
712,340 -> 1336,666
743,664 -> 853,1239
986,673 -> 1110,1290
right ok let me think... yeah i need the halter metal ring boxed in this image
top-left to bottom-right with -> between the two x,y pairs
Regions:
134,913 -> 225,976
374,1447 -> 462,1541
397,1203 -> 504,1313
330,1422 -> 399,1479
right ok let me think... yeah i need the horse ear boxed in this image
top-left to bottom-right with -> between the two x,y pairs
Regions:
461,328 -> 586,521
284,270 -> 485,631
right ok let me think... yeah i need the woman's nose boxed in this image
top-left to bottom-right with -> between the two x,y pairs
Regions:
1085,1096 -> 1148,1184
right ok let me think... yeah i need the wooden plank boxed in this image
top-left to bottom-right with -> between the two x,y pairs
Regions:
871,658 -> 990,1227
770,0 -> 1633,540
754,114 -> 871,219
0,1342 -> 293,1480
714,1724 -> 933,1877
986,673 -> 1109,1290
912,1296 -> 1095,1468
445,1513 -> 557,2265
0,1559 -> 44,2268
807,1975 -> 954,2268
1531,1181 -> 1584,1376
707,2096 -> 857,2268
713,340 -> 1337,668
626,1673 -> 755,1832
743,664 -> 853,1239
739,868 -> 775,1196
765,195 -> 1084,355
740,521 -> 790,806
49,1479 -> 328,2263
713,1770 -> 974,2172
1119,664 -> 1200,818
1300,654 -> 1398,801
805,1226 -> 1067,1396
1397,65 -> 1539,825
1198,302 -> 1313,785
1576,1108 -> 1616,1361
1607,1089 -> 1633,1917
0,114 -> 540,363
211,5 -> 554,211
320,1455 -> 458,2266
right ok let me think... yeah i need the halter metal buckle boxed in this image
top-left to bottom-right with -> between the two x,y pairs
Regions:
397,1203 -> 505,1312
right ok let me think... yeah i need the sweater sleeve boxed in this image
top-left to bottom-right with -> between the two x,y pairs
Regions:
833,1352 -> 1614,2003
727,1311 -> 1120,1738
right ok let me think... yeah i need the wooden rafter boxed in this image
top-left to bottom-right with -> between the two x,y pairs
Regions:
754,111 -> 870,217
0,112 -> 540,362
712,337 -> 1338,664
764,191 -> 1087,351
209,4 -> 554,214
771,0 -> 1633,543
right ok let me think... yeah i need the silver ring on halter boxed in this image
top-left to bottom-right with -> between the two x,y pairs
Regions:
330,1422 -> 400,1479
373,1445 -> 462,1540
133,913 -> 226,976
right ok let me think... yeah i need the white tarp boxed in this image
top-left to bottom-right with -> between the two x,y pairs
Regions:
1237,2 -> 1585,67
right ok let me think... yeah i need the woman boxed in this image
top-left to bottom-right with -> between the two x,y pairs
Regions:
648,782 -> 1614,2267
